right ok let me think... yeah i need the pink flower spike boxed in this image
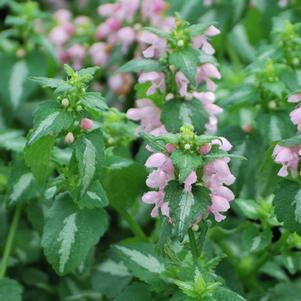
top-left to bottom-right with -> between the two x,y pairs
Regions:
176,72 -> 189,97
140,31 -> 167,58
212,137 -> 233,151
290,107 -> 301,125
138,72 -> 165,95
184,171 -> 197,192
80,118 -> 93,130
145,153 -> 168,168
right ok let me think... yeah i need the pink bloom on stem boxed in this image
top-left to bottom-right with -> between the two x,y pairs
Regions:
140,31 -> 167,58
273,145 -> 300,177
193,25 -> 220,54
138,72 -> 165,95
96,23 -> 111,40
196,63 -> 221,91
146,169 -> 170,189
107,17 -> 122,31
278,0 -> 288,7
49,26 -> 69,45
212,137 -> 233,152
98,3 -> 118,17
288,93 -> 301,103
117,27 -> 136,52
80,118 -> 93,130
141,0 -> 167,21
184,171 -> 197,192
127,99 -> 164,135
199,144 -> 212,155
206,116 -> 218,134
89,43 -> 109,66
166,143 -> 177,153
142,190 -> 169,217
67,44 -> 85,70
290,106 -> 301,128
54,9 -> 72,24
176,72 -> 189,97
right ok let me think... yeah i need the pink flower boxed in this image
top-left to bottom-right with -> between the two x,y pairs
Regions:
288,93 -> 301,103
278,0 -> 288,7
206,116 -> 218,134
290,106 -> 301,127
96,23 -> 111,40
80,118 -> 93,130
184,171 -> 197,192
196,63 -> 221,91
89,43 -> 109,66
65,132 -> 75,144
193,25 -> 220,54
127,99 -> 164,135
117,27 -> 136,52
49,26 -> 69,46
273,145 -> 300,177
98,3 -> 118,17
54,9 -> 72,24
141,0 -> 167,21
203,0 -> 214,6
67,44 -> 85,70
212,137 -> 233,152
176,72 -> 189,97
199,144 -> 212,155
138,72 -> 165,95
166,143 -> 177,153
140,31 -> 167,58
145,153 -> 174,175
107,17 -> 121,31
146,169 -> 170,189
142,191 -> 169,217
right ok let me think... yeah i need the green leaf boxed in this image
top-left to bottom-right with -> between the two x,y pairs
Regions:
28,101 -> 73,145
118,59 -> 165,73
115,282 -> 152,301
30,76 -> 64,88
273,180 -> 301,234
77,181 -> 109,209
75,129 -> 104,196
41,193 -> 108,275
267,281 -> 301,301
165,181 -> 211,240
143,26 -> 169,38
234,198 -> 259,220
169,48 -> 200,84
0,130 -> 26,152
278,134 -> 301,147
25,135 -> 55,184
102,157 -> 147,209
80,92 -> 108,112
114,243 -> 165,284
161,99 -> 208,134
188,23 -> 213,36
171,150 -> 203,182
0,278 -> 23,301
78,66 -> 100,80
213,287 -> 246,301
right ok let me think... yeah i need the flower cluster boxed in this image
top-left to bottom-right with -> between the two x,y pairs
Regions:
127,20 -> 222,135
48,0 -> 173,96
273,92 -> 301,177
142,125 -> 236,222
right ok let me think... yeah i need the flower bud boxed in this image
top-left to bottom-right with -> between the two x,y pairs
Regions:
80,118 -> 93,130
61,98 -> 69,107
76,105 -> 83,112
166,143 -> 176,153
165,93 -> 174,101
184,143 -> 191,150
268,101 -> 277,110
192,224 -> 199,232
177,40 -> 184,47
185,93 -> 193,101
199,144 -> 212,155
243,124 -> 253,134
65,132 -> 75,144
16,48 -> 26,58
169,65 -> 176,72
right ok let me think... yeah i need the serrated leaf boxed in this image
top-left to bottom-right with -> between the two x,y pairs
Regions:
118,59 -> 165,73
30,76 -> 64,88
114,243 -> 165,284
171,150 -> 203,182
25,135 -> 55,184
234,198 -> 259,220
0,130 -> 26,152
278,134 -> 301,147
77,181 -> 109,209
213,287 -> 246,301
115,282 -> 152,301
165,181 -> 211,240
169,48 -> 199,84
273,180 -> 301,234
0,278 -> 23,301
41,193 -> 108,275
161,99 -> 208,134
80,92 -> 108,112
75,129 -> 104,196
143,26 -> 169,38
28,102 -> 73,145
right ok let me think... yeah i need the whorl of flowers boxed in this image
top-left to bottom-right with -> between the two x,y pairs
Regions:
142,125 -> 235,223
127,19 -> 222,136
273,92 -> 301,177
48,0 -> 173,95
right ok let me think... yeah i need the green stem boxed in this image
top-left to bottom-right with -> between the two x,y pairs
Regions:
188,228 -> 199,261
0,204 -> 22,279
116,207 -> 148,241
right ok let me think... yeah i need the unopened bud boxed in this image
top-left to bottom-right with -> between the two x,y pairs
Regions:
76,105 -> 83,112
134,23 -> 142,31
16,48 -> 26,58
192,224 -> 199,232
199,144 -> 211,155
80,118 -> 93,130
268,101 -> 277,109
177,40 -> 184,47
292,57 -> 299,66
185,93 -> 193,101
166,143 -> 176,153
243,124 -> 253,134
61,98 -> 69,107
169,65 -> 176,72
184,143 -> 191,150
165,93 -> 174,101
65,132 -> 75,144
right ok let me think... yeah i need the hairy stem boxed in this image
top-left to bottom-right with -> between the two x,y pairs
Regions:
0,204 -> 22,279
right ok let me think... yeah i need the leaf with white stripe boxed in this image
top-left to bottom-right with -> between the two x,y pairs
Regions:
28,101 -> 73,145
161,99 -> 208,134
42,193 -> 109,275
75,129 -> 104,196
0,130 -> 26,152
114,243 -> 165,284
165,181 -> 211,240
